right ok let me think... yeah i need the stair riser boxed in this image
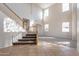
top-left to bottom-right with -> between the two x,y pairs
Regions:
18,40 -> 36,41
26,34 -> 36,35
13,34 -> 37,45
13,43 -> 36,45
23,37 -> 36,38
13,42 -> 37,45
27,36 -> 36,37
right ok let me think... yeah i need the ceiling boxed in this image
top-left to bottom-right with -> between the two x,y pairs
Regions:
36,3 -> 54,9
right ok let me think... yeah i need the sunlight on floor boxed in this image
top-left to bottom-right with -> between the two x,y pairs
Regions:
38,41 -> 70,49
57,42 -> 70,45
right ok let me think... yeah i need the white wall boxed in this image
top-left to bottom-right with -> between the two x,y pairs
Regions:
6,3 -> 43,21
31,4 -> 43,20
0,10 -> 24,48
72,4 -> 77,40
6,3 -> 31,20
77,3 -> 79,51
0,4 -> 23,26
0,11 -> 12,48
39,3 -> 72,39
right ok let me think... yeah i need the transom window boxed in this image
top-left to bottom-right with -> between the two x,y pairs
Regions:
62,3 -> 69,12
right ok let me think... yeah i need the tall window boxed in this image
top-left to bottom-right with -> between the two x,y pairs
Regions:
62,22 -> 69,32
62,3 -> 69,12
44,8 -> 49,17
44,24 -> 49,32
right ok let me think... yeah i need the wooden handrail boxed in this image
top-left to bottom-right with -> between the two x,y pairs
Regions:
3,3 -> 24,27
3,3 -> 22,21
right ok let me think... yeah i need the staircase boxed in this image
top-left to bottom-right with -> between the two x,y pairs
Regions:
13,33 -> 37,45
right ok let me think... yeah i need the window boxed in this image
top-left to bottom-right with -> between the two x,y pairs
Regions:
29,20 -> 34,32
30,20 -> 34,27
4,18 -> 25,32
44,8 -> 49,17
4,18 -> 14,32
39,11 -> 43,20
44,24 -> 49,32
62,22 -> 69,32
62,3 -> 69,12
